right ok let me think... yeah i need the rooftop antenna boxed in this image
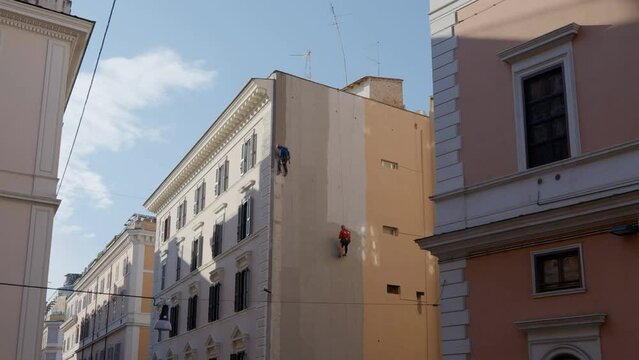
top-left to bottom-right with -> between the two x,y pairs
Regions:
330,2 -> 348,85
290,50 -> 312,79
366,41 -> 381,76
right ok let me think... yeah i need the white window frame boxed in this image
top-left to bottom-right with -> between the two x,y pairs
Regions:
503,25 -> 581,171
530,243 -> 585,298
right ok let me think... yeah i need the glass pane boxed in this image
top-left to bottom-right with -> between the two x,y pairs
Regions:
562,255 -> 581,282
543,258 -> 560,285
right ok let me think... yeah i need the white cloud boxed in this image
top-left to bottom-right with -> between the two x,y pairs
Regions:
55,48 -> 215,235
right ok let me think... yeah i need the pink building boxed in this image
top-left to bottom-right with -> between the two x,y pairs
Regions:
418,0 -> 639,359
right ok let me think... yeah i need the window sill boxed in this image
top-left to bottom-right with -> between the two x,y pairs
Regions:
532,287 -> 586,299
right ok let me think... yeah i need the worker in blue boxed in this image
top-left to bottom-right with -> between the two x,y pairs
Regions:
276,144 -> 290,176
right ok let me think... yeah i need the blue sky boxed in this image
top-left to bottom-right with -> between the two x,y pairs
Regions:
49,0 -> 433,290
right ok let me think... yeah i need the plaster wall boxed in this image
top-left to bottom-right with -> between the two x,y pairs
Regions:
270,72 -> 366,360
465,232 -> 639,359
455,0 -> 639,186
362,100 -> 438,360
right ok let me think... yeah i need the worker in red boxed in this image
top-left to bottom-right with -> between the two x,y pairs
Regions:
338,225 -> 352,257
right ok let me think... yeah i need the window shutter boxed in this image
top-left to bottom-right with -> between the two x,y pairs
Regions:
215,284 -> 220,320
237,205 -> 242,241
251,133 -> 257,168
182,200 -> 187,225
215,166 -> 220,196
243,269 -> 250,310
167,216 -> 171,239
234,272 -> 240,312
246,198 -> 253,236
192,295 -> 198,328
208,286 -> 214,322
176,206 -> 181,229
187,299 -> 192,330
231,354 -> 237,360
194,188 -> 198,213
240,141 -> 246,174
201,181 -> 206,210
224,159 -> 229,190
160,220 -> 165,242
198,235 -> 204,266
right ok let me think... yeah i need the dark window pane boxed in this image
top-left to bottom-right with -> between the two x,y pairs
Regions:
523,67 -> 570,168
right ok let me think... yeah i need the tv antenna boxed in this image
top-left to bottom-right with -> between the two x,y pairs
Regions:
330,2 -> 348,85
366,41 -> 381,76
290,50 -> 312,80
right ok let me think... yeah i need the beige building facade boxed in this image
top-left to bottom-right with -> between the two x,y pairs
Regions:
60,214 -> 156,360
145,72 -> 439,360
0,1 -> 92,359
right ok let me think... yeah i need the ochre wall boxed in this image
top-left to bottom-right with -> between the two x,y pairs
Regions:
454,0 -> 639,186
362,100 -> 439,360
466,232 -> 639,359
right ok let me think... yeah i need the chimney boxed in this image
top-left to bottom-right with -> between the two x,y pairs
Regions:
343,76 -> 404,108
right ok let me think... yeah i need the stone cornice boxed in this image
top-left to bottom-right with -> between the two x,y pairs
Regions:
515,313 -> 606,331
144,81 -> 270,213
417,190 -> 639,260
0,0 -> 94,103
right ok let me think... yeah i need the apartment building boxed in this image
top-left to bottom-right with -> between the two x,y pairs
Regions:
0,1 -> 93,358
43,274 -> 80,360
144,72 -> 440,360
420,0 -> 639,359
61,214 -> 156,360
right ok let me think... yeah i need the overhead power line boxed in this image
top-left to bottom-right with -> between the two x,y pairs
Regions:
57,0 -> 119,195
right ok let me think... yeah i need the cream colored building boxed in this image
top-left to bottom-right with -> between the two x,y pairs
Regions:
61,214 -> 156,360
0,1 -> 92,359
42,274 -> 80,360
145,72 -> 440,360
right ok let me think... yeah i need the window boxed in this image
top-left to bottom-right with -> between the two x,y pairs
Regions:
169,305 -> 180,337
211,223 -> 223,258
237,198 -> 253,241
240,133 -> 257,175
523,66 -> 569,168
187,295 -> 198,331
191,236 -> 203,272
503,24 -> 581,171
160,261 -> 167,290
234,268 -> 250,312
122,256 -> 129,276
382,225 -> 399,236
194,182 -> 206,215
162,216 -> 171,242
208,283 -> 221,322
113,344 -> 121,360
215,160 -> 230,196
387,284 -> 400,294
176,246 -> 182,281
532,245 -> 584,295
231,351 -> 246,360
381,159 -> 399,169
176,200 -> 187,230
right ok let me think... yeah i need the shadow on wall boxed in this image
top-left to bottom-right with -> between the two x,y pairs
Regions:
452,21 -> 639,186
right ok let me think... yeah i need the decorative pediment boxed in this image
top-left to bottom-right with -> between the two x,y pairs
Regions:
239,180 -> 256,193
165,349 -> 176,360
189,281 -> 200,296
192,221 -> 204,231
214,203 -> 228,214
235,251 -> 251,270
231,325 -> 249,351
205,335 -> 221,357
170,292 -> 181,306
184,342 -> 197,360
209,267 -> 224,284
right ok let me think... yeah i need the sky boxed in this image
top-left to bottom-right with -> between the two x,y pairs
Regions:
48,0 -> 433,290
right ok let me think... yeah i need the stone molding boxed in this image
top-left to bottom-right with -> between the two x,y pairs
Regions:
145,83 -> 270,213
498,23 -> 580,64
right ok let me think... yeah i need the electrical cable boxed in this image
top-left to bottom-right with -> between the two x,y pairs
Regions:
57,0 -> 119,195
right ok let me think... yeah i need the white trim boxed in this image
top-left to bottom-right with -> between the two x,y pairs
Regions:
511,41 -> 581,171
530,243 -> 585,297
498,23 -> 580,64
